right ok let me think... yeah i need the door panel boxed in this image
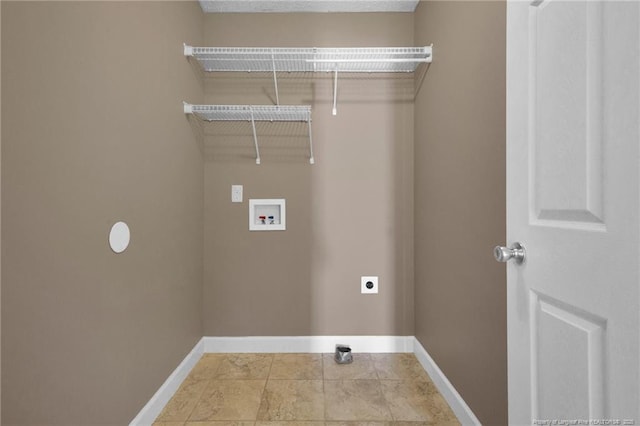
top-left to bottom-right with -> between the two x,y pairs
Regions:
532,292 -> 606,419
531,0 -> 604,227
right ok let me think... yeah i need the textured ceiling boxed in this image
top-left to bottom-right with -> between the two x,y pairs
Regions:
198,0 -> 420,13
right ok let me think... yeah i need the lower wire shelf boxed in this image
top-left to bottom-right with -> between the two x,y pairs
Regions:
183,103 -> 314,165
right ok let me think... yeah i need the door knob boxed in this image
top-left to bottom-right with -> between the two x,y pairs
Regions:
494,242 -> 525,264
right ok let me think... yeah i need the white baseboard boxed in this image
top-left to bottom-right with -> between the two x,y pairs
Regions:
130,335 -> 480,426
412,337 -> 481,425
129,337 -> 204,426
202,335 -> 414,353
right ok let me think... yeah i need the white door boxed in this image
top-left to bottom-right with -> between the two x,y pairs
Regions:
505,1 -> 640,424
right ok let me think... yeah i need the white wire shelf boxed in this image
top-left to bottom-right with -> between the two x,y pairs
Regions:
183,103 -> 315,165
184,104 -> 311,122
183,44 -> 432,115
184,45 -> 432,73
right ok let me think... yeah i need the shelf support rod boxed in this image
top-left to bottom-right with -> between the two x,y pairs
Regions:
332,66 -> 338,116
312,47 -> 317,72
250,107 -> 261,165
271,52 -> 280,106
308,117 -> 315,165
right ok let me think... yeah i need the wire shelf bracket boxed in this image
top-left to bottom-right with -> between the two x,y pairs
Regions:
183,103 -> 315,165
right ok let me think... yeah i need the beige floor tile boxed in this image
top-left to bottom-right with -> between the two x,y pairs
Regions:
326,422 -> 390,426
256,379 -> 325,420
214,354 -> 274,379
269,353 -> 323,380
157,353 -> 458,426
324,380 -> 392,421
323,354 -> 378,380
370,354 -> 431,382
389,422 -> 432,426
380,380 -> 459,424
155,379 -> 210,422
337,423 -> 440,426
188,379 -> 266,421
187,355 -> 226,382
185,422 -> 255,426
256,422 -> 325,425
324,422 -> 437,426
325,423 -> 433,426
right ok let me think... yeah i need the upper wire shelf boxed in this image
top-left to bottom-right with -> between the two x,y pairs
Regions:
184,45 -> 433,73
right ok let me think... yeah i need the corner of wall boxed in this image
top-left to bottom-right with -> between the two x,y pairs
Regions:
412,1 -> 508,424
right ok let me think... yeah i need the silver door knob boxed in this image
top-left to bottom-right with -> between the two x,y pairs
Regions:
494,242 -> 525,264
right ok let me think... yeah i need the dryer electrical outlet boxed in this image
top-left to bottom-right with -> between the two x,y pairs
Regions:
361,276 -> 378,294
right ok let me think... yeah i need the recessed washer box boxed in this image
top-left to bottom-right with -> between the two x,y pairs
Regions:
249,199 -> 286,231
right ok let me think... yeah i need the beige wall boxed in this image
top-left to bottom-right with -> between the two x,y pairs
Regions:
202,13 -> 415,336
0,1 -> 3,420
1,3 -> 509,423
413,2 -> 507,424
1,2 -> 203,424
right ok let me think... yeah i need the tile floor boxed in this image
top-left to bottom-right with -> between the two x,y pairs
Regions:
153,353 -> 460,425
